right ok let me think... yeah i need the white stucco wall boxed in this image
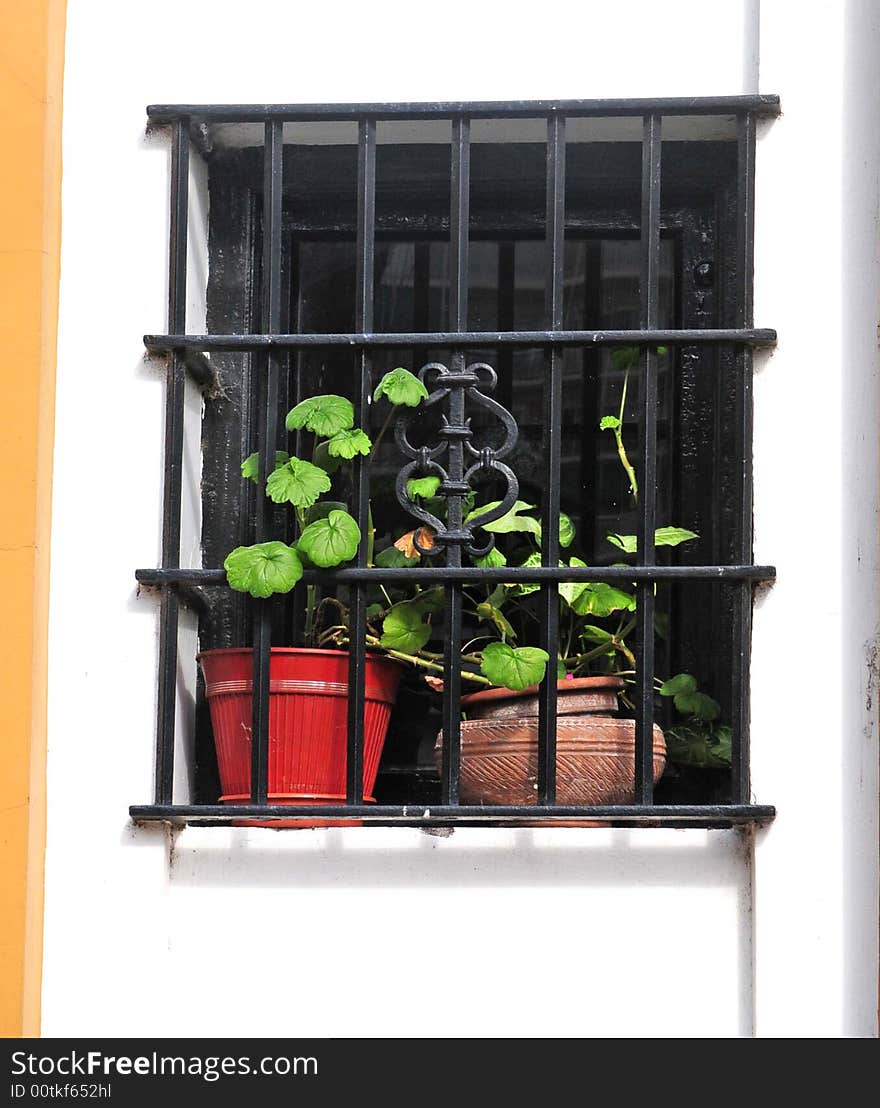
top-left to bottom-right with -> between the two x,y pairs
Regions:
42,0 -> 878,1038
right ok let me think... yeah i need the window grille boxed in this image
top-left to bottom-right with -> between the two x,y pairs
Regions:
133,97 -> 779,828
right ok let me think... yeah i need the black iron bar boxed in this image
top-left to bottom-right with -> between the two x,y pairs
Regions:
146,95 -> 781,124
155,118 -> 189,805
249,120 -> 283,805
537,114 -> 565,804
634,113 -> 662,805
138,564 -> 777,587
145,328 -> 777,353
441,116 -> 470,805
347,119 -> 376,805
731,111 -> 756,805
131,803 -> 777,825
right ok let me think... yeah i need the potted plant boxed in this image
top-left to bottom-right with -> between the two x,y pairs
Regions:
202,354 -> 732,819
200,367 -> 442,820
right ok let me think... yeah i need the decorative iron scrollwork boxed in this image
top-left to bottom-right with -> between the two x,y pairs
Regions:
394,357 -> 519,558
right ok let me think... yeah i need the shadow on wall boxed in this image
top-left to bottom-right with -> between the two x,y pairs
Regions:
166,826 -> 752,891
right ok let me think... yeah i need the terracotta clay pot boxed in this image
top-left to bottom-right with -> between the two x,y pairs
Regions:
435,676 -> 666,808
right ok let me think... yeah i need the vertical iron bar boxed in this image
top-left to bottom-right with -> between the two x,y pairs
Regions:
441,116 -> 470,805
731,111 -> 755,804
497,241 -> 515,416
155,118 -> 189,805
413,241 -> 430,370
537,113 -> 565,804
580,243 -> 601,566
250,119 -> 283,805
347,119 -> 376,805
634,112 -> 662,804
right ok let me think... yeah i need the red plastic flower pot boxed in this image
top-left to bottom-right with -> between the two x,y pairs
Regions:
198,648 -> 402,827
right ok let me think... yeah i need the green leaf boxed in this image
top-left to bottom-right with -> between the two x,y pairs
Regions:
266,456 -> 332,508
326,428 -> 372,459
571,581 -> 636,617
556,658 -> 568,680
509,551 -> 542,596
580,624 -> 614,646
374,546 -> 419,568
654,526 -> 698,548
380,603 -> 431,653
480,642 -> 549,691
659,673 -> 698,697
559,556 -> 589,607
610,345 -> 639,372
411,586 -> 445,615
469,500 -> 541,538
374,367 -> 429,407
665,723 -> 731,768
710,725 -> 732,765
241,450 -> 290,483
675,690 -> 721,721
296,509 -> 361,567
224,542 -> 303,598
606,526 -> 699,554
304,500 -> 348,525
474,546 -> 507,568
476,600 -> 516,640
558,512 -> 575,548
599,415 -> 621,431
312,441 -> 344,474
406,475 -> 442,500
285,395 -> 354,437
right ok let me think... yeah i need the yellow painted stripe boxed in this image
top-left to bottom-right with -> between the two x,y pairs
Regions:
0,0 -> 66,1038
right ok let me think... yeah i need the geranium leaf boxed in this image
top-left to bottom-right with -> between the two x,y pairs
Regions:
606,527 -> 698,554
558,512 -> 575,548
610,345 -> 639,372
241,450 -> 290,483
580,624 -> 614,645
312,441 -> 344,474
380,603 -> 431,653
266,456 -> 331,508
374,546 -> 419,568
285,394 -> 354,437
571,581 -> 636,617
406,475 -> 442,500
470,500 -> 541,538
474,547 -> 507,568
480,642 -> 549,691
224,542 -> 303,598
674,690 -> 721,721
599,415 -> 621,431
373,367 -> 428,407
296,509 -> 361,567
509,550 -> 542,596
659,673 -> 698,697
326,428 -> 372,459
476,601 -> 516,640
560,557 -> 589,608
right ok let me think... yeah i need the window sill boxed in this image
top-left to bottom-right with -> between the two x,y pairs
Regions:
130,803 -> 776,829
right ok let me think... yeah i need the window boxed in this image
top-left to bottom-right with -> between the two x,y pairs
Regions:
134,97 -> 779,828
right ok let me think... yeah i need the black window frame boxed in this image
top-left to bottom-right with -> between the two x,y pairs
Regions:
133,96 -> 779,829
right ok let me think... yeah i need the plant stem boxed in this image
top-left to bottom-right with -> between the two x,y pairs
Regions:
364,634 -> 491,685
370,407 -> 395,454
615,367 -> 639,504
304,584 -> 317,646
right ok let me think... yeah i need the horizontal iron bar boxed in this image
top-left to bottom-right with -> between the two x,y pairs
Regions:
144,328 -> 777,353
146,95 -> 781,123
130,803 -> 776,825
137,564 -> 776,587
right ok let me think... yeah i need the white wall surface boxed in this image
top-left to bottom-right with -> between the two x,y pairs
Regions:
42,0 -> 878,1038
